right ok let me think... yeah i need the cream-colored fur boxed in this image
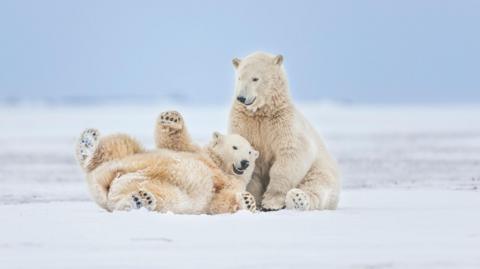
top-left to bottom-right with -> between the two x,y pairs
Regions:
88,149 -> 216,213
229,52 -> 341,211
154,111 -> 258,188
75,112 -> 258,214
152,111 -> 259,213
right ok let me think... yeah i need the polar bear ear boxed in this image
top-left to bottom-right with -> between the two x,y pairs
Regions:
212,131 -> 223,141
232,58 -> 241,69
273,54 -> 283,65
211,132 -> 223,146
252,150 -> 259,159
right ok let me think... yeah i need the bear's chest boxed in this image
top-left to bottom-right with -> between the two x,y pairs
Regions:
237,118 -> 275,172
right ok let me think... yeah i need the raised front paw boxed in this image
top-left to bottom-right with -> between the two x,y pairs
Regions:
238,192 -> 256,213
157,111 -> 184,131
285,188 -> 310,211
261,192 -> 286,212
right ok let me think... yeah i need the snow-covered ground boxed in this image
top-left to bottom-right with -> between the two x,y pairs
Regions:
2,190 -> 479,269
0,103 -> 479,268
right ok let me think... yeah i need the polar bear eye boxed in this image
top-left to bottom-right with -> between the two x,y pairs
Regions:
233,146 -> 238,150
249,151 -> 251,154
252,77 -> 259,82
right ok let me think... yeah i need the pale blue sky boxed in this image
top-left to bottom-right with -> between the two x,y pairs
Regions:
1,0 -> 479,104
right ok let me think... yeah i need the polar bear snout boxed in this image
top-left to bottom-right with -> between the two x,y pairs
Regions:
237,95 -> 256,106
237,96 -> 246,104
240,160 -> 249,170
232,160 -> 249,175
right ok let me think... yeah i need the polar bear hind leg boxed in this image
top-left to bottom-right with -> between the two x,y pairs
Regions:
112,189 -> 158,211
107,171 -> 150,211
138,180 -> 196,213
285,188 -> 310,211
76,129 -> 144,172
137,189 -> 157,211
292,163 -> 339,210
76,128 -> 100,169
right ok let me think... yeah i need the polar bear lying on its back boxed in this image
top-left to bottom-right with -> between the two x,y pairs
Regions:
229,52 -> 341,211
75,111 -> 259,214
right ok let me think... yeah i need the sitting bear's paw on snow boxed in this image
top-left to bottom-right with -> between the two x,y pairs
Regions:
76,128 -> 100,168
285,188 -> 310,211
261,193 -> 286,212
238,192 -> 256,212
157,111 -> 184,131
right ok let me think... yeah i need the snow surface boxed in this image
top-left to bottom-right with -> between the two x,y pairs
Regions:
1,190 -> 479,269
0,103 -> 479,268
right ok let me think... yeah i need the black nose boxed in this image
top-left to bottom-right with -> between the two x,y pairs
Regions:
237,96 -> 246,104
240,160 -> 249,169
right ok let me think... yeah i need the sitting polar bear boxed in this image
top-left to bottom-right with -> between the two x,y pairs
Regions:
229,52 -> 341,211
75,111 -> 259,214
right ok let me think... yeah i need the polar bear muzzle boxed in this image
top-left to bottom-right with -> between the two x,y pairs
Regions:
232,164 -> 244,175
233,159 -> 250,175
236,95 -> 256,106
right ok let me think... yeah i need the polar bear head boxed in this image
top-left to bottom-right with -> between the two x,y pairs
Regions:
232,52 -> 288,113
208,132 -> 259,179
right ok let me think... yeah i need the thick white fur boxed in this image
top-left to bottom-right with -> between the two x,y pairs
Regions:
229,52 -> 341,211
76,118 -> 259,214
87,150 -> 215,214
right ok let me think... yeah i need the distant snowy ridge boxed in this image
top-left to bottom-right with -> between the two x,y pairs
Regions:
0,93 -> 359,107
0,93 -> 193,106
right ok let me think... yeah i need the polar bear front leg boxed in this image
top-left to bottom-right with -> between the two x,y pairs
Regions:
208,190 -> 256,214
237,192 -> 256,212
261,151 -> 314,211
154,111 -> 200,153
246,174 -> 265,205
